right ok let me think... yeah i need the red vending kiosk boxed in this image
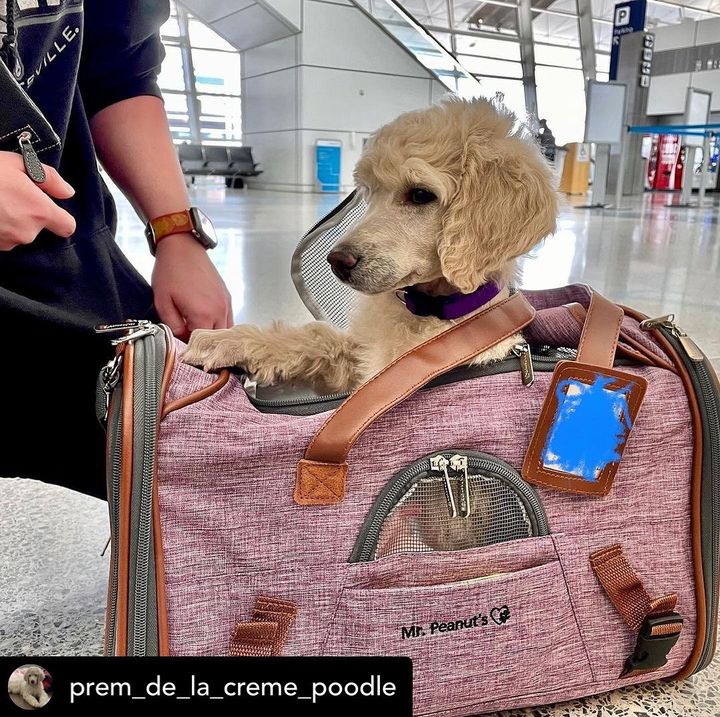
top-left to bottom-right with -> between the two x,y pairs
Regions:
647,134 -> 681,190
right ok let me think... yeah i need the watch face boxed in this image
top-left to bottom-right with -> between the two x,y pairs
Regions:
191,207 -> 218,248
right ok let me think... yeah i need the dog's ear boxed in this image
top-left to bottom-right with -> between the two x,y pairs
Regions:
438,136 -> 557,293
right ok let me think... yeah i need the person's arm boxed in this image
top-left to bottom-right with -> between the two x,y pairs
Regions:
78,0 -> 231,339
90,96 -> 232,339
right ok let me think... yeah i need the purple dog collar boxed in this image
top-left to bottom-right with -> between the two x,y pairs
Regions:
398,281 -> 502,320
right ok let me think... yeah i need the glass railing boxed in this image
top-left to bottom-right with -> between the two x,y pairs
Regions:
352,0 -> 483,98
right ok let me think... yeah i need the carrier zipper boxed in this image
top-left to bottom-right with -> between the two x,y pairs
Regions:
99,354 -> 123,423
246,348 -> 577,410
96,319 -> 153,334
640,315 -> 704,362
512,342 -> 535,386
430,455 -> 458,518
106,382 -> 124,654
641,316 -> 720,672
351,451 -> 549,562
102,325 -> 169,656
129,329 -> 170,656
449,454 -> 472,518
17,131 -> 46,183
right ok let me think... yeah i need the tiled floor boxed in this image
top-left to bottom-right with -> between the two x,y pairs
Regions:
2,178 -> 720,716
114,180 -> 720,372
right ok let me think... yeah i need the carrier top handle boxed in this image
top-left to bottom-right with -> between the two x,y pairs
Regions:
294,288 -> 623,506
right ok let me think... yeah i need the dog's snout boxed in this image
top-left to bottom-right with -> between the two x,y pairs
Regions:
327,249 -> 359,281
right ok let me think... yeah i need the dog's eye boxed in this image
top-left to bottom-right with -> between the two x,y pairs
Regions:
407,187 -> 437,205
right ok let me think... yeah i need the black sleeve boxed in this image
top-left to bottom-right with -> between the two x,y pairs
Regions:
78,0 -> 170,118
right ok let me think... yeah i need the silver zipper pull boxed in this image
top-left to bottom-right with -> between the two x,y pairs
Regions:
95,319 -> 152,334
430,454 -> 458,518
449,454 -> 471,518
640,314 -> 704,362
512,342 -> 535,386
111,325 -> 158,346
17,131 -> 47,183
100,354 -> 123,422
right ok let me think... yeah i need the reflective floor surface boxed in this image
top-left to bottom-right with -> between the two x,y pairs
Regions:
115,180 -> 720,369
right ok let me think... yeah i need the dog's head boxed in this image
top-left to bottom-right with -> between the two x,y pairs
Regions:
327,98 -> 558,295
24,667 -> 44,686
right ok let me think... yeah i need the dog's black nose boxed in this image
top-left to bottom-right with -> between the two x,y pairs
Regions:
327,250 -> 359,281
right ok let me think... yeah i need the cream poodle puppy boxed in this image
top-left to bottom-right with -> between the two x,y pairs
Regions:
8,666 -> 50,709
184,98 -> 558,392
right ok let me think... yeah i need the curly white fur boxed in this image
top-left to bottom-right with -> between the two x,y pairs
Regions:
8,666 -> 50,709
184,98 -> 558,392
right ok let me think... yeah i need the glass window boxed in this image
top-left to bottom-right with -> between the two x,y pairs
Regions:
532,13 -> 580,48
163,93 -> 191,142
198,94 -> 242,143
188,17 -> 235,51
534,43 -> 582,68
596,53 -> 610,74
161,13 -> 180,39
455,35 -> 521,61
593,21 -> 612,53
454,0 -> 519,36
192,48 -> 241,95
431,31 -> 453,53
458,55 -> 523,78
591,0 -> 614,21
475,76 -> 527,121
158,44 -> 185,92
535,65 -> 586,146
399,0 -> 449,26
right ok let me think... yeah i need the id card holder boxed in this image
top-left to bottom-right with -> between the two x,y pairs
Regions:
523,361 -> 647,496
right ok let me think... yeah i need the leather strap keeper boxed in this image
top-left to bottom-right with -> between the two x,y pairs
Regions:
295,459 -> 348,505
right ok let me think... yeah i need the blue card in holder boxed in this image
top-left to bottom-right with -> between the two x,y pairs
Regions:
522,361 -> 647,496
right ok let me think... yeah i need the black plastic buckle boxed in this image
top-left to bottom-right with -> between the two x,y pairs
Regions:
621,612 -> 683,677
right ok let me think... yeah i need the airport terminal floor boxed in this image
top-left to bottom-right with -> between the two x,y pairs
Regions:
2,181 -> 719,715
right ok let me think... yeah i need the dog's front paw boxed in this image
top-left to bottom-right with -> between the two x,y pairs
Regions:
183,328 -> 248,372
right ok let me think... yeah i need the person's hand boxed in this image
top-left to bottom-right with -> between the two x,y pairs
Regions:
0,151 -> 76,250
151,232 -> 233,341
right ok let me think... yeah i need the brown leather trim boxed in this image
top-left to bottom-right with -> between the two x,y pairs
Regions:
161,369 -> 231,418
575,291 -> 623,368
115,341 -> 135,657
522,361 -> 647,496
153,325 -> 176,656
103,387 -> 119,657
567,303 -> 677,373
303,293 -> 536,474
623,306 -> 707,680
295,459 -> 348,505
159,325 -> 177,411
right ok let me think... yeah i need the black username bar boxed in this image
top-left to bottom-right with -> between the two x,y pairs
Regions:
1,656 -> 412,715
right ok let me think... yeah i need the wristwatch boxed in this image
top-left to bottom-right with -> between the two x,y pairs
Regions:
145,207 -> 218,256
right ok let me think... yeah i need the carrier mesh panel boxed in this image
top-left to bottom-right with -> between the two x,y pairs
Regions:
373,475 -> 533,560
291,190 -> 368,329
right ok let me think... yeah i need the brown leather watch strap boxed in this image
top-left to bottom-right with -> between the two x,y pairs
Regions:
295,291 -> 536,505
150,210 -> 194,244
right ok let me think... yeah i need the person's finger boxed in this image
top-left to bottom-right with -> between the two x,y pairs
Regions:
40,196 -> 76,238
37,165 -> 75,200
156,297 -> 189,341
186,310 -> 221,334
225,297 -> 234,328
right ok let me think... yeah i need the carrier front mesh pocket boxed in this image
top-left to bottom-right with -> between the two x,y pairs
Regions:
350,451 -> 549,562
